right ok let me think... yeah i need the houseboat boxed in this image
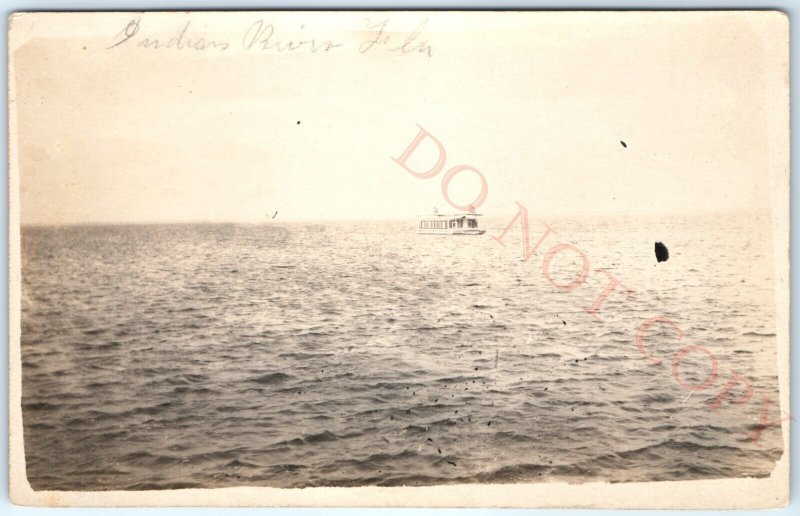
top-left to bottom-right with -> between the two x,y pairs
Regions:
417,212 -> 485,235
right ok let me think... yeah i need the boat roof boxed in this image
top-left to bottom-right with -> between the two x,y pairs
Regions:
418,213 -> 482,218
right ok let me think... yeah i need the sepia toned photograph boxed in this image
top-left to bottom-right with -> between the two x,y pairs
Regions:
7,10 -> 790,508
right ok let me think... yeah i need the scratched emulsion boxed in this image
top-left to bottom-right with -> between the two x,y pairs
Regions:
20,213 -> 783,490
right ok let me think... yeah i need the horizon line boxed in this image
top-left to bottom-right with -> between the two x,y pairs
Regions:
17,208 -> 772,228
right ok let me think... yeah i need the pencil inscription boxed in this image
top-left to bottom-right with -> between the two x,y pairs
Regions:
108,17 -> 434,57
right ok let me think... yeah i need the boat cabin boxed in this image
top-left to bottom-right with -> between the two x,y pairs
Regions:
417,213 -> 485,235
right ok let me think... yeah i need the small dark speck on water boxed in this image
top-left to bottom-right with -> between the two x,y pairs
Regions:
620,140 -> 627,148
655,241 -> 669,263
438,448 -> 442,454
487,421 -> 492,426
562,320 -> 567,325
447,461 -> 457,467
297,121 -> 301,125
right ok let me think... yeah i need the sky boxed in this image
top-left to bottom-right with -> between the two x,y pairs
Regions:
10,11 -> 787,224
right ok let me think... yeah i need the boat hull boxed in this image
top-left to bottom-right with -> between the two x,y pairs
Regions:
417,228 -> 485,235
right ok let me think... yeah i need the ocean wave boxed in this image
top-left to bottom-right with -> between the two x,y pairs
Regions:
250,372 -> 294,384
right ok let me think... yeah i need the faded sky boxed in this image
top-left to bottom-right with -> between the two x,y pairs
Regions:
10,11 -> 787,224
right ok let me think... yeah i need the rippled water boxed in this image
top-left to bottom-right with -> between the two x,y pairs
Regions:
20,213 -> 783,490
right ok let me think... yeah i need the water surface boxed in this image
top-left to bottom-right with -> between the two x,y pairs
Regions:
20,213 -> 783,490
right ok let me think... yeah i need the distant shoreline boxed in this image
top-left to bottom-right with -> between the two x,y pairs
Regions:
18,210 -> 773,229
